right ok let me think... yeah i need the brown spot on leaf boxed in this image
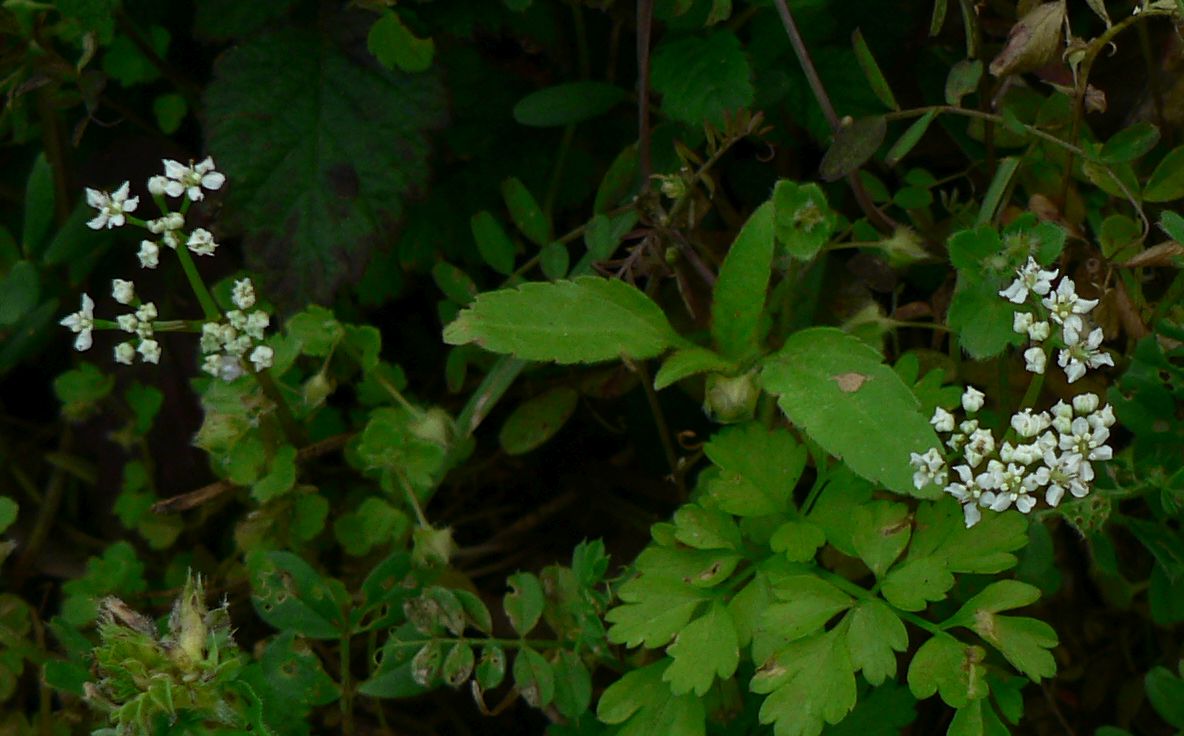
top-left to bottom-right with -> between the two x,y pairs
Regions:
833,372 -> 869,392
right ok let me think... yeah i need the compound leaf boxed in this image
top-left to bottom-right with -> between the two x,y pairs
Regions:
907,635 -> 989,708
598,660 -> 706,736
846,599 -> 907,685
703,424 -> 806,516
752,629 -> 858,736
664,600 -> 740,696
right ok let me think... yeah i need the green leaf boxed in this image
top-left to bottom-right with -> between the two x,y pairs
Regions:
0,497 -> 17,535
251,444 -> 298,503
247,551 -> 345,639
470,211 -> 517,275
22,153 -> 54,256
441,642 -> 476,688
760,327 -> 941,497
551,650 -> 592,718
880,557 -> 955,611
501,177 -> 551,247
673,505 -> 741,550
205,26 -> 445,303
907,635 -> 988,708
607,572 -> 709,648
367,11 -> 434,73
1145,145 -> 1184,202
976,156 -> 1021,226
443,277 -> 683,364
597,661 -> 706,736
153,93 -> 187,134
769,518 -> 826,562
664,600 -> 739,695
653,347 -> 736,390
944,581 -> 1057,681
102,26 -> 169,87
846,599 -> 907,685
947,273 -> 1019,359
851,501 -> 912,577
504,572 -> 546,635
124,383 -> 163,436
476,645 -> 507,689
53,363 -> 115,411
909,498 -> 1029,573
886,110 -> 936,167
1145,666 -> 1184,728
826,682 -> 917,736
751,629 -> 858,736
753,575 -> 853,663
1159,210 -> 1184,243
651,30 -> 754,128
513,647 -> 555,708
1100,122 -> 1160,164
0,262 -> 39,327
852,29 -> 898,110
513,81 -> 629,127
499,386 -> 579,455
703,424 -> 806,516
948,698 -> 1011,736
712,201 -> 775,360
254,630 -> 340,726
194,0 -> 296,41
945,59 -> 983,106
333,497 -> 410,556
432,262 -> 479,306
774,181 -> 837,261
539,241 -> 569,280
819,116 -> 887,182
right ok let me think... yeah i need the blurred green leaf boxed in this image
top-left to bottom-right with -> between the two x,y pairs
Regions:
501,178 -> 551,248
513,82 -> 629,127
470,211 -> 517,275
651,30 -> 753,128
852,29 -> 898,110
504,572 -> 546,635
367,11 -> 434,73
819,116 -> 886,182
498,386 -> 579,455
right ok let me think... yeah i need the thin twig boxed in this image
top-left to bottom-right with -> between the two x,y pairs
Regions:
637,0 -> 655,184
624,358 -> 686,500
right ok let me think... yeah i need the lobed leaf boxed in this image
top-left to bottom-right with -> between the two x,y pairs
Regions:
663,600 -> 740,696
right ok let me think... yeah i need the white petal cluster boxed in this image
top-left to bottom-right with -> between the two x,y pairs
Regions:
1001,258 -> 1112,383
110,282 -> 161,365
910,387 -> 1115,527
199,278 -> 272,380
158,157 -> 226,202
59,293 -> 95,351
85,182 -> 139,230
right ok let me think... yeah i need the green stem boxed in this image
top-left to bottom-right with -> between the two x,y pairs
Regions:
172,243 -> 221,322
397,469 -> 431,529
340,632 -> 354,736
813,568 -> 947,636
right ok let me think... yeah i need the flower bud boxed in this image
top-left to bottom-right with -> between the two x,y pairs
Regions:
703,371 -> 760,424
413,525 -> 455,567
303,372 -> 335,408
989,1 -> 1066,78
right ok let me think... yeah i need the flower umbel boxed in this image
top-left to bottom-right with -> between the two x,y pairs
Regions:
60,294 -> 95,351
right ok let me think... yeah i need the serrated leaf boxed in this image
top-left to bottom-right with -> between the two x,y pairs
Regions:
653,347 -> 736,390
760,327 -> 941,496
851,501 -> 912,577
945,59 -> 983,106
651,30 -> 753,128
513,81 -> 629,127
752,629 -> 858,736
886,110 -> 936,167
909,497 -> 1029,573
470,211 -> 517,275
769,518 -> 826,562
367,11 -> 434,73
664,600 -> 740,695
501,177 -> 551,247
703,424 -> 806,515
205,26 -> 445,304
947,273 -> 1020,359
712,201 -> 775,359
880,557 -> 955,611
498,386 -> 579,455
819,116 -> 887,182
504,572 -> 545,635
846,599 -> 907,685
948,698 -> 1011,736
942,580 -> 1057,681
753,575 -> 853,664
443,277 -> 682,364
1145,146 -> 1184,202
598,660 -> 707,736
607,577 -> 708,649
251,444 -> 298,503
907,635 -> 988,708
1100,122 -> 1159,164
852,29 -> 898,110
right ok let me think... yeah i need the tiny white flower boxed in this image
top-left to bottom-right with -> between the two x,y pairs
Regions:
930,407 -> 956,433
113,342 -> 136,365
147,175 -> 169,196
962,386 -> 985,413
203,354 -> 243,382
200,323 -> 222,353
1042,278 -> 1098,329
1089,404 -> 1116,430
59,293 -> 95,351
999,257 -> 1059,304
1060,417 -> 1113,462
135,302 -> 157,323
232,278 -> 256,310
112,279 -> 135,305
964,428 -> 995,468
1024,346 -> 1046,374
138,240 -> 160,269
250,345 -> 274,372
1073,393 -> 1100,415
1028,321 -> 1050,342
187,228 -> 218,256
944,465 -> 986,527
1058,324 -> 1113,383
227,309 -> 248,331
162,230 -> 181,250
245,311 -> 270,340
1013,311 -> 1034,335
959,419 -> 979,435
137,339 -> 161,364
227,335 -> 252,357
85,182 -> 139,230
910,447 -> 948,490
162,157 -> 226,201
1050,401 -> 1074,433
116,314 -> 138,333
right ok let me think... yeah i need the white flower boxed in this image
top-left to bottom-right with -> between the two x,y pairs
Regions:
1028,320 -> 1051,342
1042,278 -> 1098,330
162,230 -> 181,250
910,447 -> 948,490
135,302 -> 157,323
113,342 -> 136,365
116,314 -> 138,333
137,339 -> 161,364
1089,404 -> 1116,430
962,386 -> 985,413
187,228 -> 218,256
1010,408 -> 1050,438
227,310 -> 248,330
1013,312 -> 1034,335
1060,416 -> 1113,462
226,334 -> 252,357
1058,324 -> 1112,383
59,293 -> 95,351
85,182 -> 139,230
1073,393 -> 1100,415
162,157 -> 226,201
138,241 -> 160,269
200,323 -> 222,353
147,175 -> 169,196
203,354 -> 243,382
1050,401 -> 1073,433
944,465 -> 985,528
1024,346 -> 1046,374
931,407 -> 956,433
245,311 -> 270,340
1039,449 -> 1090,506
232,278 -> 256,310
250,345 -> 274,372
964,428 -> 995,467
112,279 -> 135,305
999,257 -> 1059,304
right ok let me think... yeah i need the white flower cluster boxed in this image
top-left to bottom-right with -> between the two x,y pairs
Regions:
199,278 -> 273,381
1000,257 -> 1114,383
62,158 -> 273,381
911,387 -> 1115,528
